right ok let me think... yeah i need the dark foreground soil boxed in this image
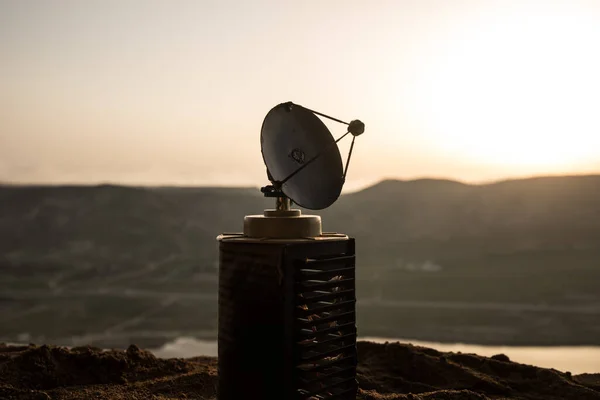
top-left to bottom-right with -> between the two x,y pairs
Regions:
1,341 -> 599,400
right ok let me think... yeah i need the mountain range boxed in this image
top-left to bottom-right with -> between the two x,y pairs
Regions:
1,175 -> 599,347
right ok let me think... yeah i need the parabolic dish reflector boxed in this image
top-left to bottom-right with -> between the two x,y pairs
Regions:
261,103 -> 344,210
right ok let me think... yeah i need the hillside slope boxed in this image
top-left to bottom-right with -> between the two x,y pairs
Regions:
1,175 -> 599,347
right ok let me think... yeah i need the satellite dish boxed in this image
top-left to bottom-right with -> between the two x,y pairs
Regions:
261,103 -> 343,209
260,101 -> 364,210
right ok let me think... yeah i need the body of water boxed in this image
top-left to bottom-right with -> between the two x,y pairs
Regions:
150,336 -> 600,374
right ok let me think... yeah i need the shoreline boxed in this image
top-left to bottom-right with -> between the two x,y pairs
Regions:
5,336 -> 599,375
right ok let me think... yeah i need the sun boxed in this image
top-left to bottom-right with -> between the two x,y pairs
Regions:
412,3 -> 600,170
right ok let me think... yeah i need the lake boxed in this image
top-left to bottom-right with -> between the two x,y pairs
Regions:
150,336 -> 600,374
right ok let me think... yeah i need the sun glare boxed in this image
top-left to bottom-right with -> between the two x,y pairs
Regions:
413,4 -> 600,170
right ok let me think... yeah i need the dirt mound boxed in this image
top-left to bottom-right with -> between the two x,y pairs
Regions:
0,344 -> 191,390
356,341 -> 600,399
0,343 -> 212,399
0,341 -> 598,400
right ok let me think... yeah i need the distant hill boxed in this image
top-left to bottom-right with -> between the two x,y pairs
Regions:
1,175 -> 600,347
3,175 -> 599,263
0,184 -> 266,268
325,174 -> 600,259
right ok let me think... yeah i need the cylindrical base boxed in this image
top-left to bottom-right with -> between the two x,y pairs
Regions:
243,209 -> 322,239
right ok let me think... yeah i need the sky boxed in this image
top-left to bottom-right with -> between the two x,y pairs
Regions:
1,0 -> 600,191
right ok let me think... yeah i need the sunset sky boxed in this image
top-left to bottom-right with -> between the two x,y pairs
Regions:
2,0 -> 600,191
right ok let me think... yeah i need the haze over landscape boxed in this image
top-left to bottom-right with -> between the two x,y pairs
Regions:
2,175 -> 600,350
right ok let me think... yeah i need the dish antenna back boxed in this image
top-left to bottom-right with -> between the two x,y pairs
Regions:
260,101 -> 365,210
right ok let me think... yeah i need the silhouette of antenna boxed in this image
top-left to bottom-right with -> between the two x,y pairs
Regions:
217,101 -> 365,400
260,101 -> 364,210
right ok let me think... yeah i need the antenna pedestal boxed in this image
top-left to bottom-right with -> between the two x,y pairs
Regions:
217,101 -> 361,399
243,209 -> 322,239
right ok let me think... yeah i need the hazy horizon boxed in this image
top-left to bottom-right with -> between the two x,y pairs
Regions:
2,0 -> 600,191
2,172 -> 600,194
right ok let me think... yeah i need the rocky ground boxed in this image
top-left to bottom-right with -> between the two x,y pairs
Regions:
1,341 -> 599,399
